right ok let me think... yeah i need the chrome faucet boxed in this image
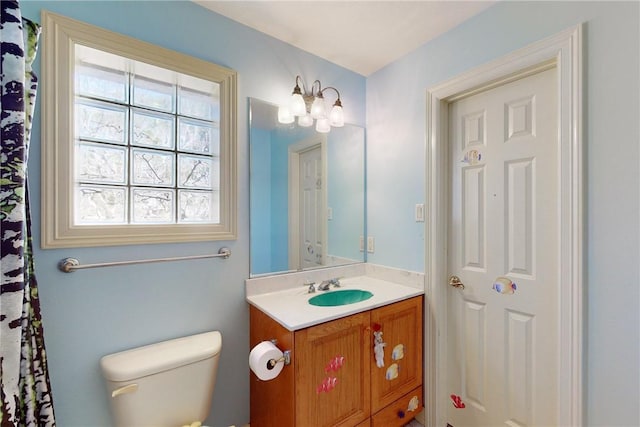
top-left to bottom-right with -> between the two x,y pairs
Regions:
305,281 -> 316,293
318,278 -> 341,291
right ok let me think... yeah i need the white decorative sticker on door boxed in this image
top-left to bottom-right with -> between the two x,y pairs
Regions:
492,276 -> 517,294
461,149 -> 483,165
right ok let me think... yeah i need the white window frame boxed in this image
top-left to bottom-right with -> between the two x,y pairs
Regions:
40,11 -> 237,248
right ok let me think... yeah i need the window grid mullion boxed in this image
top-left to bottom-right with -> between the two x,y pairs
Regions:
173,82 -> 179,221
74,57 -> 219,226
127,70 -> 133,224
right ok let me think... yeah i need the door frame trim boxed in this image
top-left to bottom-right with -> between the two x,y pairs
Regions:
424,25 -> 584,426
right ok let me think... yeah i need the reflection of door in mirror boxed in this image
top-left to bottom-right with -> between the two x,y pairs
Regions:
249,98 -> 366,277
300,146 -> 323,269
288,137 -> 328,270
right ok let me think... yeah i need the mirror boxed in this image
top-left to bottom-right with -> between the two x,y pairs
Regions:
249,98 -> 366,276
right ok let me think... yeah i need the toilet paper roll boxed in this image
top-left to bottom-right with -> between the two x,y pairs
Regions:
249,341 -> 284,381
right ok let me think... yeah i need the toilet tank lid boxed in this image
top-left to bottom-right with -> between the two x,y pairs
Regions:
101,331 -> 222,382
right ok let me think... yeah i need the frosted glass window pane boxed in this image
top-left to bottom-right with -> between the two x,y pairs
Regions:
132,110 -> 175,149
179,190 -> 218,223
76,101 -> 127,144
45,13 -> 238,247
76,64 -> 127,102
179,86 -> 218,121
133,76 -> 174,112
132,188 -> 174,223
132,148 -> 175,187
178,154 -> 217,189
178,118 -> 218,155
76,143 -> 126,184
75,185 -> 127,224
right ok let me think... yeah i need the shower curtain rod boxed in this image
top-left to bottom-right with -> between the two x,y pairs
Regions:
58,247 -> 231,273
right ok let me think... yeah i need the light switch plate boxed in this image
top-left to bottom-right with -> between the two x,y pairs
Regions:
367,236 -> 375,253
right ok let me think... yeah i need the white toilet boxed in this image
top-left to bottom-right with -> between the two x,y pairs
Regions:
100,331 -> 222,427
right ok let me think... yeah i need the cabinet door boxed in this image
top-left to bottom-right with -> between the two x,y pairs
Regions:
370,296 -> 423,413
296,311 -> 371,427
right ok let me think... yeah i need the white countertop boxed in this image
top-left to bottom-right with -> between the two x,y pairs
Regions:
246,275 -> 424,331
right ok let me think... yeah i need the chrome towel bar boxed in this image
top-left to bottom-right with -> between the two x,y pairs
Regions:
58,247 -> 231,273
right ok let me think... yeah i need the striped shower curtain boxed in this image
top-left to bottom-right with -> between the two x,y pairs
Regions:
0,1 -> 56,425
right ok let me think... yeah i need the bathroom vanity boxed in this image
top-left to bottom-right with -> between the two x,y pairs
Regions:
247,276 -> 424,427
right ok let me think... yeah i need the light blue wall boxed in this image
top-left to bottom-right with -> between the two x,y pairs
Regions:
249,128 -> 272,275
367,1 -> 639,425
20,1 -> 365,426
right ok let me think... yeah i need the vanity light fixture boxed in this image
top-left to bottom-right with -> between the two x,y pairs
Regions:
278,75 -> 344,133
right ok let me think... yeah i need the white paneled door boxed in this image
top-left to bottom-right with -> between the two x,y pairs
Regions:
446,68 -> 558,426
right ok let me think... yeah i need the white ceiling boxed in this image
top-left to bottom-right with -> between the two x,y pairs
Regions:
195,1 -> 496,76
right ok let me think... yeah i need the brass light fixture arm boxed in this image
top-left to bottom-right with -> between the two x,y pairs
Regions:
294,75 -> 323,111
320,86 -> 342,107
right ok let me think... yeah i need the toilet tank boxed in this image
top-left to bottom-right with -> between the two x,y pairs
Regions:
100,331 -> 222,427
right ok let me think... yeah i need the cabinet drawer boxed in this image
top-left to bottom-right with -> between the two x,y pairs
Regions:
371,385 -> 423,427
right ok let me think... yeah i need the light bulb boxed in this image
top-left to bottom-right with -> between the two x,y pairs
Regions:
316,117 -> 330,133
310,96 -> 326,119
291,93 -> 306,116
278,105 -> 294,124
298,114 -> 313,127
329,103 -> 344,127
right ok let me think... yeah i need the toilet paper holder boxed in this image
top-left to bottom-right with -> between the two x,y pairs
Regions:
267,339 -> 291,368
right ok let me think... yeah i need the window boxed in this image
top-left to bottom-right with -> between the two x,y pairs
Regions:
41,11 -> 237,248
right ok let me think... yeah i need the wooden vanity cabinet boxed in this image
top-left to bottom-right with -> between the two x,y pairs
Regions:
249,295 -> 423,427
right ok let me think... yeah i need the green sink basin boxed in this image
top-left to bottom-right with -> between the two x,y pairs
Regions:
308,289 -> 373,307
